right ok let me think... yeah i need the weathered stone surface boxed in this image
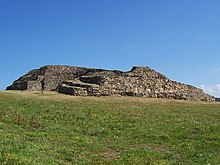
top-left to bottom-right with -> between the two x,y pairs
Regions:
58,80 -> 101,96
6,65 -> 215,101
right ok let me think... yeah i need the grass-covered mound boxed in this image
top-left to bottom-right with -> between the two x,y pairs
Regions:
0,91 -> 219,164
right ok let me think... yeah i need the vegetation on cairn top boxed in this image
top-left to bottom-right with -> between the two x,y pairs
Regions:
0,91 -> 220,164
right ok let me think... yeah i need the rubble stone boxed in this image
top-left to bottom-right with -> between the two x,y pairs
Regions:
6,65 -> 215,101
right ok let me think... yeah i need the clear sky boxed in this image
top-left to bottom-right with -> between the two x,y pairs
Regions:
1,0 -> 220,97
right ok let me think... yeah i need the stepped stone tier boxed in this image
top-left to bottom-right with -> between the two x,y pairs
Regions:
6,65 -> 214,101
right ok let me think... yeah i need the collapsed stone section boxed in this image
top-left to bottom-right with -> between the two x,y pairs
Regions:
6,65 -> 215,101
58,80 -> 101,96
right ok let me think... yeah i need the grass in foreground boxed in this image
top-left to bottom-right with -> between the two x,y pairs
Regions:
0,91 -> 220,164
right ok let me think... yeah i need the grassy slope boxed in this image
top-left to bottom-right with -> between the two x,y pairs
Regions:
0,91 -> 220,165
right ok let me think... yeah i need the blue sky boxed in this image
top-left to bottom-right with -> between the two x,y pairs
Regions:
1,0 -> 220,97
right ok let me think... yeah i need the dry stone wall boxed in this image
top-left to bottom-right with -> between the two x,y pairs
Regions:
6,65 -> 215,101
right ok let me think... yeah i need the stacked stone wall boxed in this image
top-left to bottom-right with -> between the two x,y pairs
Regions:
6,65 -> 215,101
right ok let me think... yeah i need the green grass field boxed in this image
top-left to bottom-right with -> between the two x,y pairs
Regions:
0,91 -> 220,164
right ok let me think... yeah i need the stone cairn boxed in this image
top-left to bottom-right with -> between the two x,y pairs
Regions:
6,65 -> 214,101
